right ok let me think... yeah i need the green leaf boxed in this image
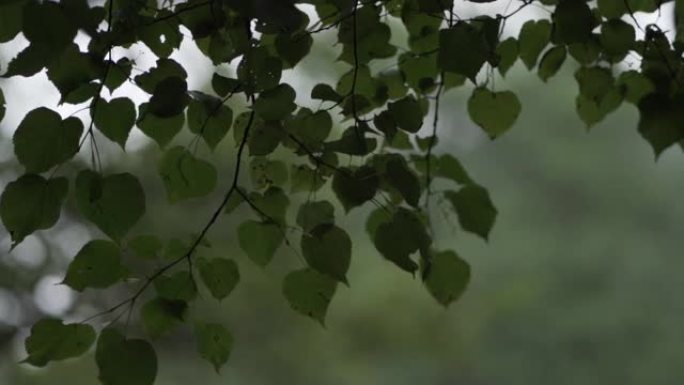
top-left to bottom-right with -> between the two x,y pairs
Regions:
0,174 -> 68,248
0,87 -> 5,122
141,298 -> 187,339
75,170 -> 146,242
212,74 -> 242,97
187,92 -> 233,150
537,46 -> 567,82
149,76 -> 189,118
435,155 -> 473,185
423,250 -> 470,307
94,97 -> 137,149
96,328 -> 157,385
438,22 -> 489,80
296,201 -> 335,233
247,187 -> 290,223
552,0 -> 594,44
373,208 -> 431,273
283,268 -> 337,325
385,156 -> 421,207
617,70 -> 655,104
135,59 -> 188,94
237,46 -> 282,94
237,220 -> 284,267
128,234 -> 163,260
331,166 -> 379,212
154,271 -> 198,302
137,103 -> 185,148
445,185 -> 497,240
249,157 -> 288,189
387,95 -> 424,133
496,37 -> 519,76
467,88 -> 521,138
290,164 -> 326,194
195,323 -> 233,373
63,240 -> 126,291
0,1 -> 24,43
13,107 -> 83,173
284,108 -> 333,151
23,319 -> 95,367
311,83 -> 342,103
518,20 -> 551,69
301,224 -> 351,284
637,93 -> 684,157
158,146 -> 217,202
600,19 -> 635,59
197,257 -> 240,301
255,84 -> 297,121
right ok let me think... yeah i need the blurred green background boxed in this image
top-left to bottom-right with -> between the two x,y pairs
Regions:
3,9 -> 684,385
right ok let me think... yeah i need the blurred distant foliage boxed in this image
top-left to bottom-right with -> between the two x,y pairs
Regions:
0,0 -> 683,384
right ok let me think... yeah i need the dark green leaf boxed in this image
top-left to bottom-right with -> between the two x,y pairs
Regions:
424,250 -> 470,307
373,208 -> 431,273
63,240 -> 126,291
96,328 -> 157,385
75,170 -> 146,242
296,201 -> 335,233
283,268 -> 337,325
445,185 -> 497,240
94,97 -> 137,149
148,77 -> 189,118
0,175 -> 68,248
385,156 -> 421,207
154,271 -> 198,302
538,46 -> 567,82
387,95 -> 424,133
23,319 -> 95,367
254,83 -> 297,120
187,92 -> 233,150
438,22 -> 489,80
331,166 -> 379,212
13,107 -> 82,173
518,20 -> 551,69
301,224 -> 351,284
141,298 -> 187,339
137,103 -> 185,148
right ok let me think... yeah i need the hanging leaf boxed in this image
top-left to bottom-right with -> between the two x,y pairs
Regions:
197,257 -> 240,301
237,220 -> 284,267
75,170 -> 146,242
301,224 -> 352,284
467,88 -> 522,138
63,240 -> 127,291
445,184 -> 498,240
283,268 -> 337,325
158,146 -> 217,202
23,319 -> 96,367
423,250 -> 471,307
13,107 -> 82,173
194,323 -> 233,373
0,175 -> 68,248
96,328 -> 158,385
141,298 -> 187,339
94,97 -> 137,149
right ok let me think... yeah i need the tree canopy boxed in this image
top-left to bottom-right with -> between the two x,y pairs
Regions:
0,0 -> 683,383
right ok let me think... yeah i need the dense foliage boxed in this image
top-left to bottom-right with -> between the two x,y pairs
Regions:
0,0 -> 682,383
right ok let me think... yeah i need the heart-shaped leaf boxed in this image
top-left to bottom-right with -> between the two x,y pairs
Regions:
467,88 -> 521,138
75,170 -> 146,242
